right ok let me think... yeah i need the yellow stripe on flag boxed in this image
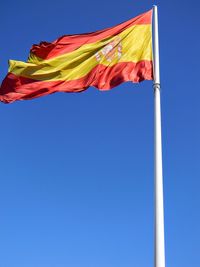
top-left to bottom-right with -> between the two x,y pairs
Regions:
9,24 -> 152,82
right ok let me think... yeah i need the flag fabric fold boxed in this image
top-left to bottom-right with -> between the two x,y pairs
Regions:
0,9 -> 153,103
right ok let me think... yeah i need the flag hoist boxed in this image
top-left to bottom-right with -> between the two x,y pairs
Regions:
0,5 -> 165,267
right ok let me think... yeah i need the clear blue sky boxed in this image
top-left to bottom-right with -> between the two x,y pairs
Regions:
1,1 -> 200,267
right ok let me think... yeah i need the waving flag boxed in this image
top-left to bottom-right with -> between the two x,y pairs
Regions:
0,9 -> 152,103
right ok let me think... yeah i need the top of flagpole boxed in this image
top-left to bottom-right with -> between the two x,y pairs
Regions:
153,5 -> 160,85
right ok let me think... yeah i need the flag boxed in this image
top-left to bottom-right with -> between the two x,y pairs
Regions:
0,9 -> 153,103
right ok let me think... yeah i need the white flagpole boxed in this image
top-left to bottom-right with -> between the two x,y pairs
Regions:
153,5 -> 166,267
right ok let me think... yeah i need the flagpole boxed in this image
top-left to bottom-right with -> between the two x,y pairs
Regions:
153,5 -> 165,267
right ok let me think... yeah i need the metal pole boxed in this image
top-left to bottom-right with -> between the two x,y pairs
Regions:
153,5 -> 166,267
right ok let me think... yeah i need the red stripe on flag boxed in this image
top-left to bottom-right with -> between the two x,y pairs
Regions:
0,60 -> 153,103
30,10 -> 152,60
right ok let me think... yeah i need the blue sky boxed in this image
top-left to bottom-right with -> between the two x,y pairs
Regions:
1,0 -> 200,267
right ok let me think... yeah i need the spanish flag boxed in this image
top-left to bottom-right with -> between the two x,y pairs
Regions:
0,9 -> 153,103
